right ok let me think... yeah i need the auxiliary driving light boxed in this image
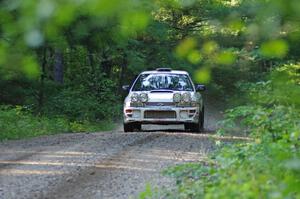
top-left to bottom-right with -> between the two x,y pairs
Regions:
131,93 -> 139,102
181,92 -> 191,103
139,93 -> 148,103
173,93 -> 181,103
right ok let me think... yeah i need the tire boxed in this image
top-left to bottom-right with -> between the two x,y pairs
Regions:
135,123 -> 142,131
200,106 -> 204,130
184,123 -> 193,131
123,123 -> 141,132
124,123 -> 133,132
184,106 -> 204,133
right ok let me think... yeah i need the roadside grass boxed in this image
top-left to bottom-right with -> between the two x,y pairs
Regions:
0,106 -> 115,141
140,137 -> 300,199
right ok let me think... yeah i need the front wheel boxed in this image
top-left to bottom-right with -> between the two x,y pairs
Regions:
123,123 -> 141,132
184,106 -> 204,133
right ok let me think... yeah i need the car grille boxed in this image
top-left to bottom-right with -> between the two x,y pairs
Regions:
144,111 -> 176,119
145,102 -> 175,107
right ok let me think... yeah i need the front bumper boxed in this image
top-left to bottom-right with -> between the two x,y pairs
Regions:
123,106 -> 199,124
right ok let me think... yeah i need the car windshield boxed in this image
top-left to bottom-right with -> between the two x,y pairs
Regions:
132,73 -> 194,91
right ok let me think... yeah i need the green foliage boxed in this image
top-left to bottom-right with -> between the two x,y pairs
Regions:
139,183 -> 153,199
0,0 -> 151,140
1,0 -> 300,197
0,105 -> 114,141
0,105 -> 67,140
156,63 -> 300,198
163,140 -> 300,198
260,40 -> 289,59
43,85 -> 121,121
0,0 -> 150,69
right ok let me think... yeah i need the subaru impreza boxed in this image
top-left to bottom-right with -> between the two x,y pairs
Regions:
122,68 -> 205,132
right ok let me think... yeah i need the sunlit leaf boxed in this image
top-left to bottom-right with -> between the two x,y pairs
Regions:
194,67 -> 211,83
202,41 -> 218,55
216,51 -> 237,65
227,19 -> 245,32
21,56 -> 40,78
54,4 -> 76,26
175,37 -> 197,58
120,11 -> 149,37
187,50 -> 203,64
260,40 -> 289,58
139,183 -> 153,199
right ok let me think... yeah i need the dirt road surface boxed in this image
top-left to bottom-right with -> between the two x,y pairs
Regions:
0,102 -> 225,199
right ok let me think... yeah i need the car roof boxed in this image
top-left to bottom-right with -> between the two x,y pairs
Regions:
140,70 -> 189,75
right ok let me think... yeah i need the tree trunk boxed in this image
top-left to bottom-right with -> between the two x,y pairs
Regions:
37,47 -> 47,114
54,49 -> 64,84
101,51 -> 112,77
118,54 -> 128,94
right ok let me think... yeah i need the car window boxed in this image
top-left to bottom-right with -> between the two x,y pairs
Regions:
132,73 -> 194,91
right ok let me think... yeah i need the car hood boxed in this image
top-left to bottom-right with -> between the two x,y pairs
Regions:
147,91 -> 174,102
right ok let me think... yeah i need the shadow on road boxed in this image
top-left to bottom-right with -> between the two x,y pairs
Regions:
140,125 -> 215,134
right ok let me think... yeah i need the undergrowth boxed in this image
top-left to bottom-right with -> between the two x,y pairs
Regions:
0,105 -> 115,141
139,64 -> 300,198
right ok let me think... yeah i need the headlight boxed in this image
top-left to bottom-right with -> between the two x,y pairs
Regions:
131,93 -> 139,102
173,93 -> 181,103
139,93 -> 148,103
181,92 -> 191,103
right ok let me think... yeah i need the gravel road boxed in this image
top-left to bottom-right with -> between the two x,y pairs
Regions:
0,101 -> 228,199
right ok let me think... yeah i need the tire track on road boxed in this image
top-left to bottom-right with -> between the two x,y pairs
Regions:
42,133 -> 163,199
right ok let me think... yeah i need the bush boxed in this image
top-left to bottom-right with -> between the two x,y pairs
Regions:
161,102 -> 299,198
149,64 -> 300,198
0,106 -> 115,141
43,86 -> 121,122
162,139 -> 300,198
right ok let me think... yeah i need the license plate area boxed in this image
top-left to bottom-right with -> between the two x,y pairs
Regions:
144,110 -> 176,119
157,106 -> 172,111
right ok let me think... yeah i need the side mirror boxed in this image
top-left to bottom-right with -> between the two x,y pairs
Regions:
122,85 -> 130,92
195,84 -> 206,92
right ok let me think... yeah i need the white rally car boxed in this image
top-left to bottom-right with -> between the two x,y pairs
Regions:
122,68 -> 206,132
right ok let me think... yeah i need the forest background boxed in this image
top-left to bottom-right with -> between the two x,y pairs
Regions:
0,0 -> 299,197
